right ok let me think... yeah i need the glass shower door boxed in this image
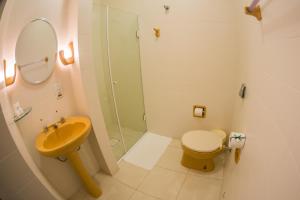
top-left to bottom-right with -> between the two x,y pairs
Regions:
93,4 -> 147,160
93,5 -> 126,160
108,7 -> 147,151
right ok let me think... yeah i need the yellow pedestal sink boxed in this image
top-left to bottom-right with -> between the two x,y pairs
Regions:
35,116 -> 102,198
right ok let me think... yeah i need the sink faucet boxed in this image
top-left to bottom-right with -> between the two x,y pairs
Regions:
43,117 -> 66,133
59,117 -> 65,124
43,123 -> 58,133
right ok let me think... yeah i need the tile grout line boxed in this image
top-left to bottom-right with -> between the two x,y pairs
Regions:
175,172 -> 188,200
119,140 -> 181,191
135,167 -> 165,200
136,169 -> 151,190
113,160 -> 151,190
138,190 -> 163,200
187,170 -> 225,181
127,188 -> 136,200
0,149 -> 18,163
155,165 -> 189,175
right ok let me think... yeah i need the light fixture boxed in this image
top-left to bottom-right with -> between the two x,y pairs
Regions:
3,59 -> 16,86
59,42 -> 75,65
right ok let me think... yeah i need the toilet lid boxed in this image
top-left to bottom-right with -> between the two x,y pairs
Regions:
182,130 -> 223,152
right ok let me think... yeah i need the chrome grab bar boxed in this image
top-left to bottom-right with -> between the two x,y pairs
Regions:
18,57 -> 48,69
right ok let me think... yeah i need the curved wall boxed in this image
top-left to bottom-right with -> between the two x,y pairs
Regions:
0,0 -> 104,198
222,0 -> 300,199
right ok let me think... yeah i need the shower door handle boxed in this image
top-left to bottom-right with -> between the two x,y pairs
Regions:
113,81 -> 118,85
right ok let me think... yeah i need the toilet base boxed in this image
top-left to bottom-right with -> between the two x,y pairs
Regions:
181,152 -> 215,172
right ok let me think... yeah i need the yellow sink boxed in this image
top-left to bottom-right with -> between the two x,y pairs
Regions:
35,116 -> 102,198
36,116 -> 91,157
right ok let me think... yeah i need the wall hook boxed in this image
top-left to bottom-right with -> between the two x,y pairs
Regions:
245,0 -> 262,21
153,28 -> 160,38
245,6 -> 262,21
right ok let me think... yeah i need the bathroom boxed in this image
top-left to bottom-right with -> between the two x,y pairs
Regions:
0,0 -> 300,199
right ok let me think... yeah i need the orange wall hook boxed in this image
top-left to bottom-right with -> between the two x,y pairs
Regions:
245,6 -> 262,21
153,28 -> 160,38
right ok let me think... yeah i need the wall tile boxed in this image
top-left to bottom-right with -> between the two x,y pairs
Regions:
11,177 -> 55,200
0,106 -> 16,160
0,151 -> 34,194
222,0 -> 300,199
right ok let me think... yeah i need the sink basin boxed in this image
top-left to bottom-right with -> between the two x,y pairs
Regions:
35,116 -> 102,198
35,116 -> 91,157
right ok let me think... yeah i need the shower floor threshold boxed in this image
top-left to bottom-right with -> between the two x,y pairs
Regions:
120,132 -> 171,170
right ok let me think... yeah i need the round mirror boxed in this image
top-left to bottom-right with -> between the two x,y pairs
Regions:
15,19 -> 57,84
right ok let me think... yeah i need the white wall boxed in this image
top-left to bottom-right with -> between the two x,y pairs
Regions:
0,0 -> 101,198
77,0 -> 119,175
222,0 -> 300,199
99,0 -> 239,138
0,105 -> 55,200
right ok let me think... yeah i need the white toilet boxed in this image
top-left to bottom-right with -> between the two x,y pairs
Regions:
181,129 -> 226,171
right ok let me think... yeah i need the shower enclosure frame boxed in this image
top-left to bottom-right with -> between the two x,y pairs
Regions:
105,5 -> 127,154
99,5 -> 147,160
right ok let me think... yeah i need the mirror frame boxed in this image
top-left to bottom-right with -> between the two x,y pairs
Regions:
15,18 -> 58,85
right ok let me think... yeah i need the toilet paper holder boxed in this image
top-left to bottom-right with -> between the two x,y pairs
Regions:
229,135 -> 246,142
193,105 -> 206,118
223,134 -> 247,151
228,132 -> 247,164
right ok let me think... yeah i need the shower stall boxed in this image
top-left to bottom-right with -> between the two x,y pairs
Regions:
92,5 -> 147,160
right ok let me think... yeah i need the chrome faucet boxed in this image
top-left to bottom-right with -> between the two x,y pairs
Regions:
59,117 -> 65,124
43,117 -> 66,133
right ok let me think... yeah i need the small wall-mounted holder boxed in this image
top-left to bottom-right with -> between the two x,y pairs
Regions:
59,42 -> 75,65
153,28 -> 160,38
239,83 -> 247,99
245,6 -> 262,21
193,105 -> 206,118
14,107 -> 32,122
3,60 -> 17,86
163,5 -> 170,13
228,132 -> 246,164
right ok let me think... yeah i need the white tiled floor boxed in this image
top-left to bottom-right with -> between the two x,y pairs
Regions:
109,126 -> 145,160
71,139 -> 224,200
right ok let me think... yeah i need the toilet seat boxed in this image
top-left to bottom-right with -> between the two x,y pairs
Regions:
182,130 -> 225,153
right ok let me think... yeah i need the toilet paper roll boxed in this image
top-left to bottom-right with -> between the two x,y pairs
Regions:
229,132 -> 246,149
194,107 -> 203,117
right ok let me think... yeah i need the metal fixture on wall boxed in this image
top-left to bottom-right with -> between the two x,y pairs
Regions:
163,5 -> 170,13
239,83 -> 247,98
18,57 -> 48,69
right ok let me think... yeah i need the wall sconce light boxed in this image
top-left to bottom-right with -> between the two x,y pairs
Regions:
59,42 -> 75,65
3,59 -> 16,86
